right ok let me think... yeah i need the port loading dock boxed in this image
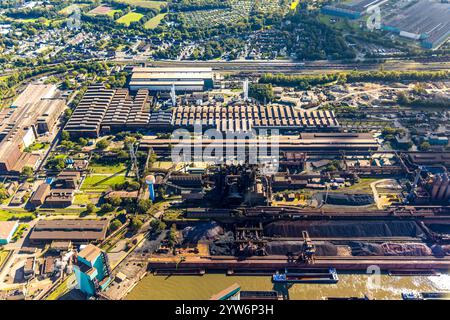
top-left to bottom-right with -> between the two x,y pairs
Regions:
147,205 -> 450,274
148,255 -> 450,273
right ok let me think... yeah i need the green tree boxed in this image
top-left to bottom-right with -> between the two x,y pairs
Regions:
108,195 -> 122,207
130,217 -> 143,232
167,224 -> 178,248
419,141 -> 431,151
61,130 -> 70,141
46,157 -> 66,171
100,203 -> 114,213
137,199 -> 152,214
21,166 -> 34,179
249,83 -> 274,103
0,184 -> 9,202
110,219 -> 123,232
150,219 -> 166,234
78,137 -> 89,147
86,203 -> 96,214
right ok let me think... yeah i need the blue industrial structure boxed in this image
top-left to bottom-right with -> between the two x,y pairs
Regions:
321,6 -> 361,19
428,136 -> 449,146
146,175 -> 156,201
74,244 -> 112,297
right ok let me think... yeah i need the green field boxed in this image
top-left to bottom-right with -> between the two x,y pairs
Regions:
81,174 -> 128,191
144,13 -> 166,29
58,4 -> 88,15
26,142 -> 49,152
107,9 -> 122,18
0,209 -> 36,221
3,16 -> 50,25
73,193 -> 101,206
116,12 -> 144,26
115,0 -> 167,10
0,250 -> 10,267
88,163 -> 127,174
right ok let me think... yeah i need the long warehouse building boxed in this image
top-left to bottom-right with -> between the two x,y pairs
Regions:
129,67 -> 214,92
0,84 -> 66,173
139,133 -> 379,156
150,105 -> 339,132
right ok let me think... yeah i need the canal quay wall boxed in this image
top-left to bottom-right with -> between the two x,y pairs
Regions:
148,256 -> 450,274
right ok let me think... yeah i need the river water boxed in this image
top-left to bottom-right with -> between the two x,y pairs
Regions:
125,272 -> 450,300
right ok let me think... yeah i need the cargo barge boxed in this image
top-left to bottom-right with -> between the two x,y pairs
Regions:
272,268 -> 338,284
154,269 -> 205,276
239,291 -> 284,300
402,292 -> 450,300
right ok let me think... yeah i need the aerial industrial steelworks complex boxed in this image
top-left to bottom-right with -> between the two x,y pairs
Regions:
1,63 -> 449,302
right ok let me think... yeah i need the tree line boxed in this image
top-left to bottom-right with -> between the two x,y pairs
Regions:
259,70 -> 450,89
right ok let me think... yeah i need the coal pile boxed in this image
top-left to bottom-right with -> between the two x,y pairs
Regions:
315,193 -> 374,206
266,241 -> 338,256
181,222 -> 224,245
264,220 -> 426,239
349,242 -> 383,256
209,231 -> 235,256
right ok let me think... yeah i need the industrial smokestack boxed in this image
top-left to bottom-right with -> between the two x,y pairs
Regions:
243,78 -> 249,102
170,84 -> 176,107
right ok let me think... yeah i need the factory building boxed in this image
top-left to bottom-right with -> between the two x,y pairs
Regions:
322,0 -> 388,19
406,152 -> 450,169
65,84 -> 152,137
381,0 -> 450,49
167,105 -> 339,132
65,84 -> 340,136
0,84 -> 66,173
139,132 -> 379,157
129,67 -> 214,92
74,244 -> 112,297
101,89 -> 151,133
64,84 -> 116,138
36,99 -> 66,134
29,220 -> 108,244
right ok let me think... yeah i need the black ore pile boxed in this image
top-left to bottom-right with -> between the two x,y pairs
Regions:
265,241 -> 338,256
264,221 -> 426,238
181,222 -> 224,245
